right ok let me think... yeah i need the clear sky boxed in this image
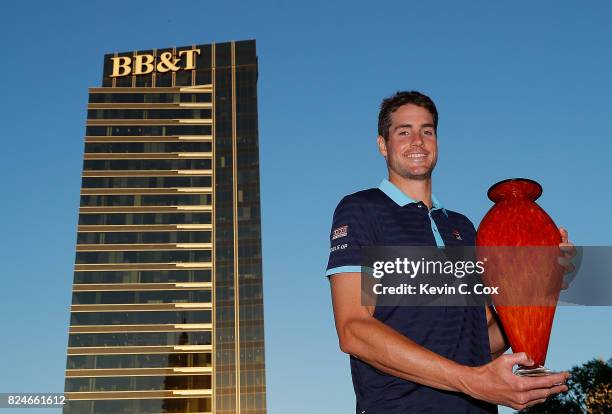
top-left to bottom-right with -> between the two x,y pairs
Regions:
0,1 -> 610,413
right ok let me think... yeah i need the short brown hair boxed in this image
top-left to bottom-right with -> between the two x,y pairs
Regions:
378,91 -> 438,139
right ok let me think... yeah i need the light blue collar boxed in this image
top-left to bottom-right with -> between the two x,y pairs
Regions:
378,178 -> 447,215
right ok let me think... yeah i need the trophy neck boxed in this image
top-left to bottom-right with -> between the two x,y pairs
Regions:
487,178 -> 543,203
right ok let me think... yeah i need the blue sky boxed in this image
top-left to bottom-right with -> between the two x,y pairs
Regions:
0,1 -> 610,413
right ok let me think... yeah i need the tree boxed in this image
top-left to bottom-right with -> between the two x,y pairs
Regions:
518,358 -> 611,414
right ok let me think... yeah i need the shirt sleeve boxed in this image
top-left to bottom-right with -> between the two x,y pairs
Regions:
325,195 -> 374,277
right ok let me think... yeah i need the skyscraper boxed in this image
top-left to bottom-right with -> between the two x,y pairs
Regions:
64,40 -> 266,414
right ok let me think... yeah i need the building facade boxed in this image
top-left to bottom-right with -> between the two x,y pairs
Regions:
63,40 -> 266,414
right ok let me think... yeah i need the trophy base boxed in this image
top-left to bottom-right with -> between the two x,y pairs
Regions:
514,365 -> 555,377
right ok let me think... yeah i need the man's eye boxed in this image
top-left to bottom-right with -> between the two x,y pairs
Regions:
423,130 -> 434,136
399,131 -> 409,136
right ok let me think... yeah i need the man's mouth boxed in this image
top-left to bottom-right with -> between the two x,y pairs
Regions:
405,153 -> 428,159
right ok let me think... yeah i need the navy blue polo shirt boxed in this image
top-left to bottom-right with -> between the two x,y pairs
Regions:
326,179 -> 497,414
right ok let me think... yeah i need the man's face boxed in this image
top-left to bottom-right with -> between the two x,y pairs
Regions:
377,103 -> 438,180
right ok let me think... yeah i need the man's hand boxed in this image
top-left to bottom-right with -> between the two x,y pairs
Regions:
558,227 -> 577,290
459,352 -> 570,410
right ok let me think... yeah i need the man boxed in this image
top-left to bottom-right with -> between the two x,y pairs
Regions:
326,91 -> 573,413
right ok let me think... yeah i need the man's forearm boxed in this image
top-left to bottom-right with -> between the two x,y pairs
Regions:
340,316 -> 473,393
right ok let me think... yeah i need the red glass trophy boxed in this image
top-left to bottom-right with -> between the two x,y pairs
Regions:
476,178 -> 563,376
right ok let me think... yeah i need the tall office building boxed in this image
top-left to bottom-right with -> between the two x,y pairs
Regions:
63,40 -> 266,414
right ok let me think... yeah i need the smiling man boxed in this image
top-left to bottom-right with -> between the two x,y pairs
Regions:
326,91 -> 571,413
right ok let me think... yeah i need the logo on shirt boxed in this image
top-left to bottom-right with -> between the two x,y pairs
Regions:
330,243 -> 348,253
452,229 -> 462,240
332,225 -> 348,240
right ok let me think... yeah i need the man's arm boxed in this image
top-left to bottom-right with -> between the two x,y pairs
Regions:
331,272 -> 569,411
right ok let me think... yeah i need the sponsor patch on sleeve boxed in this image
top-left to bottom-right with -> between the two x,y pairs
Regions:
332,225 -> 348,240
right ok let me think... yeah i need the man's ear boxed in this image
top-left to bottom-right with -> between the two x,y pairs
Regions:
377,135 -> 388,159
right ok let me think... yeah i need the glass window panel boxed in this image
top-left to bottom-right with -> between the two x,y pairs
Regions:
63,398 -> 212,414
72,270 -> 211,284
70,310 -> 211,325
90,93 -> 181,104
68,331 -> 211,347
81,176 -> 212,189
75,249 -> 211,264
80,194 -> 212,207
235,40 -> 257,66
91,376 -> 130,391
78,212 -> 211,225
77,231 -> 211,244
215,42 -> 231,67
72,290 -> 211,305
195,69 -> 212,85
64,378 -> 89,392
86,125 -> 212,136
115,75 -> 133,88
156,73 -> 172,87
83,159 -> 211,171
88,92 -> 212,104
135,73 -> 153,87
194,44 -> 212,71
175,70 -> 192,86
87,109 -> 211,120
66,353 -> 212,369
84,142 -> 212,153
66,355 -> 87,369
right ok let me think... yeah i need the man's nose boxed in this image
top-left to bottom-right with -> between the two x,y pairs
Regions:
410,132 -> 424,146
